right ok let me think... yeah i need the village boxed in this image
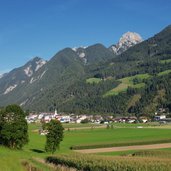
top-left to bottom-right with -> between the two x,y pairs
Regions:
25,108 -> 171,125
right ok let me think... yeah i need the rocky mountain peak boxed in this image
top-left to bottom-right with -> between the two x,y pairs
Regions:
23,57 -> 47,77
0,57 -> 47,96
71,46 -> 87,64
119,32 -> 142,45
110,32 -> 143,55
72,46 -> 87,52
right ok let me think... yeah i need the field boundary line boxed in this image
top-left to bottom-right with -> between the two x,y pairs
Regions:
75,143 -> 171,153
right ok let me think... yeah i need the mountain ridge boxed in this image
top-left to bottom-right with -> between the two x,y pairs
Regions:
109,32 -> 143,55
0,25 -> 170,116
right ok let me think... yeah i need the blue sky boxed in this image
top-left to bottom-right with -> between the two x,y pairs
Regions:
0,0 -> 171,74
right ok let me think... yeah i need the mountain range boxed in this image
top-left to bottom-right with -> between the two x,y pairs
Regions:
0,26 -> 171,116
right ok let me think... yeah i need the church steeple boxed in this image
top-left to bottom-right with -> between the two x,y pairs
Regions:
54,109 -> 58,116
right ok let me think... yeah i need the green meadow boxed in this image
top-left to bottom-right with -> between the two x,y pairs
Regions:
160,59 -> 171,64
86,69 -> 171,97
158,69 -> 171,76
104,69 -> 171,97
86,77 -> 102,84
104,74 -> 150,96
1,123 -> 171,170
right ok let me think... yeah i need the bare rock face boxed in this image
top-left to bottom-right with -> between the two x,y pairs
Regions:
110,32 -> 143,55
0,57 -> 47,95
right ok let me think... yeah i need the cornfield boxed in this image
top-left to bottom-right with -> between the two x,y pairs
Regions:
46,152 -> 171,171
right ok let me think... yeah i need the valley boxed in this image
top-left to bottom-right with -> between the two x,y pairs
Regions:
0,1 -> 171,170
1,123 -> 171,170
0,23 -> 171,171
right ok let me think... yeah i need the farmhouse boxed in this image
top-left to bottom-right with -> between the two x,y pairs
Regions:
154,115 -> 166,121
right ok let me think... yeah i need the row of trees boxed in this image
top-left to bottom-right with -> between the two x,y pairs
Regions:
0,104 -> 64,153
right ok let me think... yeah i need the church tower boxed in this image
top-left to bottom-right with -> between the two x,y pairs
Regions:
54,109 -> 58,116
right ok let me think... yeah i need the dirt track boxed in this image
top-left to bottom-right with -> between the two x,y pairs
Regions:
65,125 -> 106,130
75,143 -> 171,153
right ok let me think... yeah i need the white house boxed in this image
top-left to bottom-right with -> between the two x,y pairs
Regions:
154,115 -> 166,121
60,115 -> 70,123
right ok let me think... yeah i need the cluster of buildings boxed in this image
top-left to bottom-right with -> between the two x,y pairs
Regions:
25,107 -> 170,124
26,110 -> 70,123
26,110 -> 107,124
25,110 -> 147,124
153,108 -> 171,123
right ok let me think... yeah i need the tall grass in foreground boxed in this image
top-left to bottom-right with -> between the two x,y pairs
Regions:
46,153 -> 171,171
132,150 -> 171,158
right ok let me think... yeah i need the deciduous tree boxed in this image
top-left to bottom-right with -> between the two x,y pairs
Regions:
0,104 -> 28,149
45,120 -> 64,154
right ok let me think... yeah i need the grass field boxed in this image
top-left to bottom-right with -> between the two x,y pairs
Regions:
104,69 -> 171,97
158,69 -> 171,76
28,125 -> 171,153
160,59 -> 171,64
86,77 -> 102,84
63,123 -> 102,128
1,123 -> 171,170
29,122 -> 103,130
86,71 -> 170,97
68,128 -> 171,150
104,74 -> 150,96
110,122 -> 161,128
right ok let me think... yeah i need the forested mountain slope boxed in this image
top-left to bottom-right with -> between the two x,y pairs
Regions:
0,25 -> 171,116
57,25 -> 171,115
